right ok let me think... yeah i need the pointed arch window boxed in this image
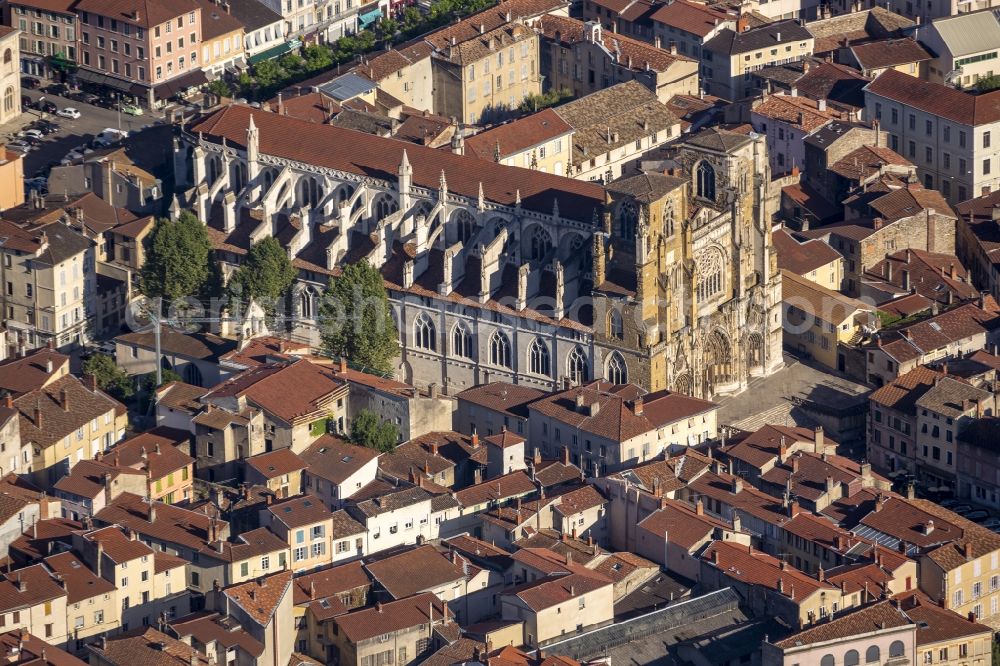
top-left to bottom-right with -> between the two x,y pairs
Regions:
413,313 -> 436,351
567,346 -> 588,385
696,161 -> 716,200
606,352 -> 627,385
490,331 -> 512,368
607,309 -> 624,340
452,322 -> 473,358
529,226 -> 552,261
528,338 -> 550,376
619,201 -> 638,240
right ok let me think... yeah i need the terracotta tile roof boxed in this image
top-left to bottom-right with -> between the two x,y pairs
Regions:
506,571 -> 610,611
703,540 -> 836,599
0,564 -> 66,612
455,383 -> 544,419
218,336 -> 310,369
465,109 -> 573,162
204,360 -> 346,424
454,470 -> 536,507
773,228 -> 842,275
723,423 -> 829,469
73,0 -> 202,28
649,0 -> 733,36
794,62 -> 871,108
821,489 -> 884,527
850,38 -> 931,71
14,375 -> 124,448
193,105 -> 604,222
88,627 -> 210,666
512,531 -> 602,565
330,510 -> 366,539
223,570 -> 293,627
865,184 -> 955,222
538,14 -> 693,73
533,459 -> 583,488
300,435 -> 378,485
874,301 -> 1000,364
773,600 -> 911,648
637,499 -> 730,549
781,512 -> 854,552
349,482 -> 436,519
431,21 -> 535,65
761,451 -> 873,503
106,426 -> 193,480
856,496 -> 965,549
265,91 -> 338,125
753,94 -> 840,133
245,448 -> 306,480
55,459 -> 141,501
168,612 -> 265,657
95,493 -> 226,557
81,525 -> 154,564
292,560 -> 370,605
353,43 -> 434,82
896,591 -> 992,645
908,498 -> 1000,569
0,349 -> 68,397
551,485 -> 607,517
365,545 -> 467,599
42,551 -> 116,604
866,249 -> 977,304
442,535 -> 513,570
870,366 -> 946,411
878,292 -> 935,318
0,630 -> 85,666
154,381 -> 205,413
265,494 -> 332,529
379,432 -> 479,481
590,551 -> 657,583
7,0 -> 75,12
825,561 -> 893,595
865,69 -> 1000,126
9,518 -> 82,563
829,145 -> 913,181
510,547 -> 600,576
530,380 -> 714,442
334,592 -> 450,643
687,470 -> 791,528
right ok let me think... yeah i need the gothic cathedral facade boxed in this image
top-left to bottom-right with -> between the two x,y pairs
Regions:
591,128 -> 784,398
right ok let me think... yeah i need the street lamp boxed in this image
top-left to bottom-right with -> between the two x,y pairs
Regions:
37,95 -> 45,120
116,92 -> 121,132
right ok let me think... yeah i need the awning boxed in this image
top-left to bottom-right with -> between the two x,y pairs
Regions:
75,69 -> 107,86
102,74 -> 135,93
247,39 -> 301,65
153,68 -> 208,100
358,8 -> 382,27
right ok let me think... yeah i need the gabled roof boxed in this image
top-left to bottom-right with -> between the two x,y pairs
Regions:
702,540 -> 836,599
265,495 -> 332,529
224,570 -> 293,627
455,382 -> 544,419
80,525 -> 155,564
87,627 -> 210,666
773,228 -> 843,275
15,374 -> 124,448
773,600 -> 911,648
334,592 -> 450,643
300,435 -> 379,485
168,612 -> 265,658
0,348 -> 69,397
505,571 -> 610,611
850,38 -> 931,71
107,426 -> 193,480
245,448 -> 307,480
705,19 -> 812,55
465,109 -> 573,162
364,545 -> 468,599
454,470 -> 536,507
864,69 -> 1000,126
192,104 -> 604,222
649,0 -> 733,37
115,326 -> 236,362
928,10 -> 1000,58
43,551 -> 117,604
637,499 -> 731,549
0,564 -> 66,612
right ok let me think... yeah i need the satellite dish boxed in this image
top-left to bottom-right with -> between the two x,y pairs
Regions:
748,131 -> 761,139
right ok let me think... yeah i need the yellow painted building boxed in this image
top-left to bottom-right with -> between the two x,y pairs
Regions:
782,270 -> 877,371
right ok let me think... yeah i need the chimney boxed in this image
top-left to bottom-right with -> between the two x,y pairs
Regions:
731,477 -> 743,494
33,406 -> 41,429
633,396 -> 643,416
817,566 -> 824,582
149,502 -> 157,522
339,357 -> 347,373
60,387 -> 69,411
84,374 -> 97,392
788,500 -> 800,517
562,446 -> 570,465
962,541 -> 972,559
825,475 -> 835,493
695,498 -> 704,515
814,426 -> 824,454
923,520 -> 934,536
778,436 -> 788,463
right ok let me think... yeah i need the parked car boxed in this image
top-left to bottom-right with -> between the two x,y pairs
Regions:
20,94 -> 31,108
938,498 -> 960,508
43,83 -> 68,96
38,100 -> 57,114
56,107 -> 81,119
951,504 -> 974,515
119,102 -> 143,116
18,129 -> 43,140
8,141 -> 33,153
981,517 -> 1000,529
20,76 -> 40,89
966,510 -> 991,522
31,120 -> 59,135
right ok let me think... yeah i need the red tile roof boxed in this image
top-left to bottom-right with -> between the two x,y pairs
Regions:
703,540 -> 836,599
454,471 -> 536,507
650,0 -> 733,37
334,592 -> 450,643
245,448 -> 307,480
364,545 -> 467,599
505,571 -> 610,611
107,426 -> 193,480
204,360 -> 346,424
850,38 -> 931,70
773,228 -> 843,277
223,570 -> 293,626
465,109 -> 574,161
865,69 -> 1000,125
72,0 -> 201,28
637,499 -> 730,549
43,551 -> 116,604
192,105 -> 604,222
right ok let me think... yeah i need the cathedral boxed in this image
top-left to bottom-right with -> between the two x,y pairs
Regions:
177,105 -> 782,399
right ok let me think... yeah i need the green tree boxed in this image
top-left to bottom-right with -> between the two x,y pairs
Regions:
253,59 -> 287,88
140,211 -> 213,301
303,44 -> 334,72
207,79 -> 232,98
375,16 -> 399,41
318,260 -> 398,375
141,368 -> 182,393
978,74 -> 1000,92
400,7 -> 423,34
227,236 -> 297,309
83,353 -> 134,401
349,408 -> 399,452
279,53 -> 306,76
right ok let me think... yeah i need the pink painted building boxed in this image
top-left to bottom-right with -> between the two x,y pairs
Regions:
73,0 -> 207,106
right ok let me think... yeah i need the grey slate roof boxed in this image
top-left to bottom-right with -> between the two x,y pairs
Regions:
226,0 -> 283,31
704,19 -> 812,55
914,376 -> 992,418
683,127 -> 752,153
606,173 -> 687,203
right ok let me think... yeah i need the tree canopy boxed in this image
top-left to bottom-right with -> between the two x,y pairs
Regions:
318,260 -> 398,375
349,408 -> 399,452
82,353 -> 133,401
140,211 -> 213,301
227,236 -> 297,310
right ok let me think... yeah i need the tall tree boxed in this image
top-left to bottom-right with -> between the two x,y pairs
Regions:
318,260 -> 398,375
349,408 -> 399,452
140,211 -> 213,301
227,236 -> 297,311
